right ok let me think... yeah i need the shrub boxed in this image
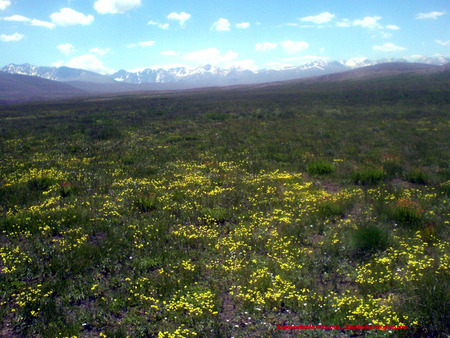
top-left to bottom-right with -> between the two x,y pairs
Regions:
405,168 -> 427,184
27,177 -> 56,192
382,156 -> 404,178
317,199 -> 346,218
307,159 -> 335,176
352,167 -> 386,185
438,180 -> 450,196
59,181 -> 79,198
389,198 -> 424,226
135,193 -> 158,212
201,206 -> 228,224
350,223 -> 389,254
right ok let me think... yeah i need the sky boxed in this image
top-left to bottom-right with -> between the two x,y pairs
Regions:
0,0 -> 449,74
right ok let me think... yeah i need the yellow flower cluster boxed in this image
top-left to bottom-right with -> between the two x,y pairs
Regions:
355,231 -> 449,290
158,325 -> 197,338
166,288 -> 217,318
0,246 -> 32,273
127,277 -> 160,310
3,167 -> 68,188
129,223 -> 158,249
11,284 -> 52,312
171,224 -> 219,243
332,291 -> 406,326
233,267 -> 311,309
52,227 -> 88,252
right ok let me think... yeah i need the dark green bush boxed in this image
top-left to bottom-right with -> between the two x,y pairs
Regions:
59,182 -> 79,198
382,158 -> 404,178
201,206 -> 228,224
352,168 -> 386,185
307,159 -> 335,176
405,168 -> 427,184
317,199 -> 347,218
350,223 -> 389,254
135,194 -> 158,212
389,198 -> 424,226
27,177 -> 56,192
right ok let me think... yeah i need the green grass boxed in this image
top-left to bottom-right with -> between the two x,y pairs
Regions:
307,159 -> 335,176
0,73 -> 449,337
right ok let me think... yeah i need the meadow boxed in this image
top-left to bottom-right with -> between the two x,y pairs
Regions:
0,73 -> 449,337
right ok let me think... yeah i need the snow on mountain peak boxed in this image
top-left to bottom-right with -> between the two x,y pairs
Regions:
2,56 -> 449,86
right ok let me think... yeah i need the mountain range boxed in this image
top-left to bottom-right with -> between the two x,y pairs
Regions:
1,56 -> 449,103
3,56 -> 449,86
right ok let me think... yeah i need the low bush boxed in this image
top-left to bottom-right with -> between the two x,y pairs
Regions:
307,159 -> 335,176
352,167 -> 386,185
135,193 -> 158,212
350,223 -> 390,254
405,168 -> 427,184
389,198 -> 424,226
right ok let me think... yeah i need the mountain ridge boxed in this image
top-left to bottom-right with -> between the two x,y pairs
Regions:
0,71 -> 87,104
1,59 -> 449,104
2,56 -> 448,87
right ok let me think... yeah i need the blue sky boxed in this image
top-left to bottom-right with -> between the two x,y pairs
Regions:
0,0 -> 449,74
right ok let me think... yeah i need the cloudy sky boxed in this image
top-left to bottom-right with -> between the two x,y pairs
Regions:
0,0 -> 448,74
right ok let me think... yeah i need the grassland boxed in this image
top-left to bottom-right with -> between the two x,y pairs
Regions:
0,73 -> 449,337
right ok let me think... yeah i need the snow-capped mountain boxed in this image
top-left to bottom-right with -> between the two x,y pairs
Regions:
1,63 -> 115,84
112,64 -> 241,84
2,57 -> 449,87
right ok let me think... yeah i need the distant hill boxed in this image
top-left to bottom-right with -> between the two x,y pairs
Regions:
0,71 -> 87,104
314,62 -> 445,82
1,60 -> 449,104
2,56 -> 449,89
1,64 -> 115,84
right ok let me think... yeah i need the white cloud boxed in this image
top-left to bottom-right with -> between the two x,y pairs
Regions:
403,55 -> 425,62
90,47 -> 111,56
65,54 -> 113,74
148,20 -> 169,30
300,12 -> 335,24
211,18 -> 231,31
416,11 -> 445,20
161,50 -> 178,56
353,16 -> 383,29
336,19 -> 351,27
134,63 -> 186,71
167,12 -> 191,27
339,16 -> 399,32
94,0 -> 141,14
227,59 -> 258,71
376,31 -> 393,39
31,19 -> 55,29
127,40 -> 155,48
57,43 -> 75,55
0,32 -> 24,42
51,8 -> 94,26
52,60 -> 65,68
386,24 -> 400,30
282,55 -> 329,64
183,48 -> 238,65
436,39 -> 450,46
3,15 -> 55,28
0,0 -> 11,11
373,42 -> 406,52
255,42 -> 278,52
281,40 -> 309,54
236,22 -> 250,29
139,41 -> 155,47
4,15 -> 30,22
